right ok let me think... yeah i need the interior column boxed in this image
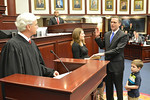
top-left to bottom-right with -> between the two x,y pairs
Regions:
7,0 -> 16,16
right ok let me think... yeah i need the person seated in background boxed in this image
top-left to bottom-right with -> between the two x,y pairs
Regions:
146,34 -> 150,40
49,10 -> 64,25
131,31 -> 143,43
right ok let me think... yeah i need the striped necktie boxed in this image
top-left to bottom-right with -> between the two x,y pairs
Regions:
110,32 -> 114,43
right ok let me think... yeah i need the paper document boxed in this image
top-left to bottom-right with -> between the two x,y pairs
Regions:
53,71 -> 72,79
90,55 -> 101,60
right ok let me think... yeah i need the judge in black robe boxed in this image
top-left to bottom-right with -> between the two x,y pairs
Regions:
0,13 -> 60,99
0,34 -> 57,78
0,13 -> 59,78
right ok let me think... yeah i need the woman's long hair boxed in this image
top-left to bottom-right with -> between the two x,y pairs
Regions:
71,28 -> 86,46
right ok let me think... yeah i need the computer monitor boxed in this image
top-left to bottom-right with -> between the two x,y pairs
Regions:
36,27 -> 47,37
0,30 -> 18,39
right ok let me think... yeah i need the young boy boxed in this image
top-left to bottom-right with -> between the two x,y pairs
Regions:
125,59 -> 143,100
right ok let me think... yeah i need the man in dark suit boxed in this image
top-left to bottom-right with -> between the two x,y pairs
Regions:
92,16 -> 128,100
49,10 -> 64,25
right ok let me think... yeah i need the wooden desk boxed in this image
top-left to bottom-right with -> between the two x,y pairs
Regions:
0,58 -> 109,100
124,43 -> 150,63
47,23 -> 97,33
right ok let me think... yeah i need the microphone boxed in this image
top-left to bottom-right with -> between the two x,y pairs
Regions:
50,50 -> 70,72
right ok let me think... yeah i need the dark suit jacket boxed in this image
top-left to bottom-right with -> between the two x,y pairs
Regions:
95,30 -> 127,73
49,17 -> 64,25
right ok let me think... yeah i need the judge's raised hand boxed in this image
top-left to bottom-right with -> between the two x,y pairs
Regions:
94,28 -> 100,38
53,71 -> 59,77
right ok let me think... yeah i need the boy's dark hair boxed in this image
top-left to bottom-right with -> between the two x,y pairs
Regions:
131,59 -> 143,69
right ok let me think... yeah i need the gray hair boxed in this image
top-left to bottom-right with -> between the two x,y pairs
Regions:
15,13 -> 37,32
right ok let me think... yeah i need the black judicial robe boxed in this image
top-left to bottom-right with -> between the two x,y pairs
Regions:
0,34 -> 55,78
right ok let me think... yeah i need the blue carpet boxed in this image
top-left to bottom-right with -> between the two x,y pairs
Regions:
99,49 -> 150,95
123,59 -> 150,95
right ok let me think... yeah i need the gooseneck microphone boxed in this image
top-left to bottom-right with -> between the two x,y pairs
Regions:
50,50 -> 70,72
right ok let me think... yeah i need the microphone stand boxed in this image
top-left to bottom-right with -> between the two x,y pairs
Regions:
50,50 -> 70,72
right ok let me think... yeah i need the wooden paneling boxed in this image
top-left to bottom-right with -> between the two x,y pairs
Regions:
0,0 -> 16,30
85,35 -> 93,56
57,41 -> 73,58
0,16 -> 16,30
147,16 -> 150,35
0,0 -> 4,5
0,6 -> 5,16
38,43 -> 55,68
7,0 -> 16,16
142,47 -> 150,61
124,43 -> 150,63
0,82 -> 2,100
33,35 -> 73,69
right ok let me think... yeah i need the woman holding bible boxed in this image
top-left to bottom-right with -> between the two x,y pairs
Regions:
71,28 -> 89,59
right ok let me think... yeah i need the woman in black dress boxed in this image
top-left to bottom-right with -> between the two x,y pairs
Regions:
71,28 -> 89,59
71,28 -> 104,100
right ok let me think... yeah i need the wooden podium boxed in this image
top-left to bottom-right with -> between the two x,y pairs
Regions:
47,23 -> 97,33
0,58 -> 109,100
